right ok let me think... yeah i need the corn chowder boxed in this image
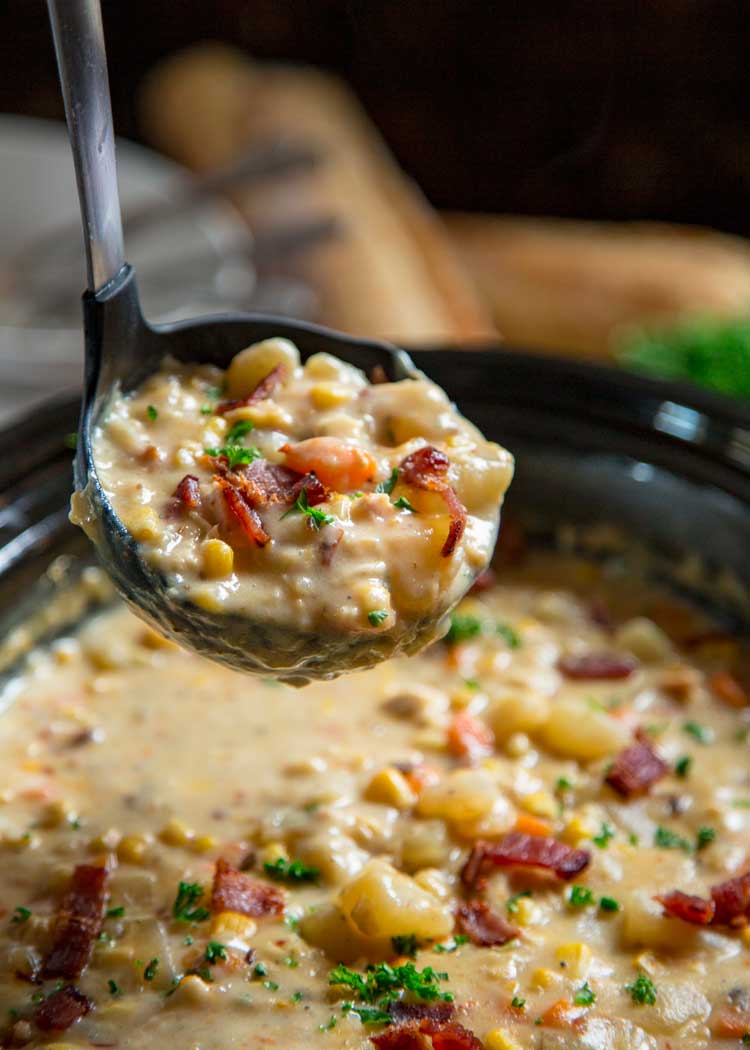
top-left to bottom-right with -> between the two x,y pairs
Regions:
0,551 -> 747,1049
77,339 -> 513,678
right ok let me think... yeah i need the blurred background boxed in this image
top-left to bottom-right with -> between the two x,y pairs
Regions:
0,0 -> 749,416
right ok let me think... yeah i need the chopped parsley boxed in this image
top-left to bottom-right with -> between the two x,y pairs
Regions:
593,822 -> 615,849
574,982 -> 596,1006
568,885 -> 594,908
200,404 -> 214,414
343,1002 -> 392,1024
599,896 -> 620,912
368,609 -> 389,627
106,905 -> 125,919
143,958 -> 159,981
496,622 -> 521,648
284,955 -> 300,969
625,973 -> 657,1005
392,495 -> 416,512
445,613 -> 483,645
291,991 -> 304,1003
511,996 -> 526,1009
683,720 -> 713,744
507,890 -> 532,915
281,487 -> 334,530
253,963 -> 268,978
654,826 -> 692,852
204,443 -> 262,469
391,934 -> 419,958
695,826 -> 716,850
674,755 -> 692,778
205,941 -> 228,964
108,979 -> 122,997
376,469 -> 399,495
147,405 -> 158,421
264,980 -> 279,992
319,1015 -> 338,1031
556,776 -> 575,793
263,857 -> 320,883
11,907 -> 31,924
329,961 -> 453,1018
434,935 -> 468,953
172,881 -> 210,923
225,419 -> 254,442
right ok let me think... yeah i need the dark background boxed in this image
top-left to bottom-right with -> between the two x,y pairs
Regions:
3,0 -> 749,234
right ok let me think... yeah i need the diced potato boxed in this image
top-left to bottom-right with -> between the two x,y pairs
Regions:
310,382 -> 352,410
541,698 -> 630,760
416,769 -> 499,825
338,859 -> 453,942
621,890 -> 700,951
365,768 -> 417,810
225,338 -> 299,397
293,828 -> 369,885
521,790 -> 557,820
413,868 -> 451,900
400,820 -> 453,873
167,973 -> 212,1006
615,618 -> 673,662
451,446 -> 515,513
304,352 -> 366,385
647,982 -> 710,1034
487,691 -> 551,741
300,902 -> 378,962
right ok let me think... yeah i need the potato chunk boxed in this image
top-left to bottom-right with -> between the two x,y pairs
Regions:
337,859 -> 453,942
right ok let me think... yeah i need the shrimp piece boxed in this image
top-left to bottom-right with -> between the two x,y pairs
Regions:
281,437 -> 376,492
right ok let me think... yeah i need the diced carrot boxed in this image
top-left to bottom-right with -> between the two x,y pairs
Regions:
711,1003 -> 750,1037
541,999 -> 589,1029
514,813 -> 552,838
447,711 -> 494,762
404,764 -> 441,794
709,670 -> 748,709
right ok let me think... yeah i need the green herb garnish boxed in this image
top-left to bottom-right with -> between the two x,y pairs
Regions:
147,405 -> 158,421
568,885 -> 594,908
695,826 -> 716,850
143,957 -> 159,981
507,890 -> 532,915
319,1015 -> 338,1031
599,896 -> 620,912
625,973 -> 657,1005
11,907 -> 31,924
329,961 -> 453,1018
205,941 -> 228,964
445,613 -> 483,645
108,979 -> 122,997
172,881 -> 210,923
674,755 -> 692,778
253,963 -> 268,978
556,776 -> 575,793
106,905 -> 125,919
225,420 -> 255,443
392,495 -> 415,512
376,469 -> 399,495
574,982 -> 596,1006
654,825 -> 692,852
368,609 -> 389,627
683,721 -> 713,744
281,487 -> 334,530
263,857 -> 319,883
291,991 -> 304,1003
434,935 -> 468,953
204,443 -> 262,469
343,1002 -> 392,1024
511,996 -> 526,1009
264,980 -> 279,992
593,822 -> 615,849
391,934 -> 419,958
496,622 -> 521,648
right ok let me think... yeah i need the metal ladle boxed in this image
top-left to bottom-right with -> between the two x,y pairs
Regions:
47,0 -> 445,682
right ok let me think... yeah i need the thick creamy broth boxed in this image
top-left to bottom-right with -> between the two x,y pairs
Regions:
0,554 -> 747,1049
79,339 -> 513,678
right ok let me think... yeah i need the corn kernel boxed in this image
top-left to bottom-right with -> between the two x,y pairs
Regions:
561,815 -> 595,845
211,910 -> 257,948
122,506 -> 162,543
531,967 -> 560,989
364,768 -> 417,810
261,842 -> 288,865
191,834 -> 217,854
555,942 -> 593,979
117,834 -> 151,865
742,926 -> 750,949
521,790 -> 557,820
202,538 -> 234,579
39,800 -> 73,829
504,732 -> 530,757
310,383 -> 350,410
88,829 -> 121,852
159,818 -> 194,848
513,896 -> 543,927
485,1030 -> 524,1050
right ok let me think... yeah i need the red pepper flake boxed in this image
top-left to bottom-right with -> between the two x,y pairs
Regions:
456,898 -> 519,946
656,890 -> 716,925
216,364 -> 286,414
42,864 -> 109,980
398,446 -> 467,558
462,832 -> 590,889
216,478 -> 269,547
558,652 -> 638,680
606,739 -> 668,798
35,985 -> 93,1032
212,857 -> 284,918
371,1019 -> 483,1050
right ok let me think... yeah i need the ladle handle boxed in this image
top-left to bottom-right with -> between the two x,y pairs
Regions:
47,0 -> 125,294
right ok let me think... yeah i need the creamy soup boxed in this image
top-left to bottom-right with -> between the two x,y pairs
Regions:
76,339 -> 513,678
0,551 -> 747,1049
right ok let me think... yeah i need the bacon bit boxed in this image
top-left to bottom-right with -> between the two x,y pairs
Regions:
605,739 -> 668,798
558,652 -> 638,680
387,1001 -> 455,1025
469,567 -> 496,594
398,446 -> 467,558
173,474 -> 201,510
35,986 -> 93,1032
232,460 -> 328,509
319,524 -> 344,567
656,890 -> 715,925
541,999 -> 589,1029
711,870 -> 750,926
446,711 -> 494,764
456,898 -> 519,946
461,832 -> 590,889
709,670 -> 748,708
42,864 -> 109,980
211,858 -> 284,917
513,813 -> 552,838
371,1019 -> 483,1050
217,479 -> 269,547
216,364 -> 286,413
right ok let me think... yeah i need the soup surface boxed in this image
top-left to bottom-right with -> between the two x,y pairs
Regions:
79,339 -> 513,678
0,552 -> 747,1049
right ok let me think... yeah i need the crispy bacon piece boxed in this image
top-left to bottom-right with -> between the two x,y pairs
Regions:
456,898 -> 518,946
387,1001 -> 455,1024
371,1020 -> 483,1050
461,832 -> 590,889
711,871 -> 750,926
398,446 -> 467,558
656,890 -> 715,925
709,670 -> 748,708
237,460 -> 327,508
216,364 -> 285,414
42,864 -> 109,980
605,739 -> 668,798
211,858 -> 284,917
34,985 -> 93,1032
216,479 -> 269,546
173,474 -> 201,510
558,652 -> 638,680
